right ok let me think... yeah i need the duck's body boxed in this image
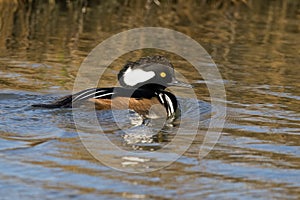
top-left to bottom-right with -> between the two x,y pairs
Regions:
32,56 -> 191,119
33,87 -> 177,118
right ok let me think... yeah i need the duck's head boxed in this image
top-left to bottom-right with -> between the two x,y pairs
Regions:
118,55 -> 191,90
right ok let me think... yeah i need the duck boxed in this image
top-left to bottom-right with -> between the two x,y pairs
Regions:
32,55 -> 192,119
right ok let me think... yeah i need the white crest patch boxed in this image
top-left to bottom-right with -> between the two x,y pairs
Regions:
123,68 -> 155,86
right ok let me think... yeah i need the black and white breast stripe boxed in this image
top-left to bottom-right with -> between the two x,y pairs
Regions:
156,92 -> 177,117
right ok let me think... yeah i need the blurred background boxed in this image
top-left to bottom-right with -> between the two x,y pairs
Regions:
0,0 -> 299,199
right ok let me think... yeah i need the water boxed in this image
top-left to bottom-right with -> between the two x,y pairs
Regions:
0,0 -> 299,199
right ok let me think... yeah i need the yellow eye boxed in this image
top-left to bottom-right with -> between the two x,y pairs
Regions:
160,72 -> 166,78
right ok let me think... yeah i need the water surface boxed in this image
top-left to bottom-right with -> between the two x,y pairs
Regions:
0,1 -> 299,199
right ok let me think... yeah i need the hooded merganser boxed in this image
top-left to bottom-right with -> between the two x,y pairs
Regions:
32,55 -> 191,119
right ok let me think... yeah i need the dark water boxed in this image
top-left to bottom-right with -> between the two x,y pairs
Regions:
0,0 -> 300,199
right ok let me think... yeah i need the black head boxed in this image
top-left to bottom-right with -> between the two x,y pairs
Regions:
118,55 -> 191,90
